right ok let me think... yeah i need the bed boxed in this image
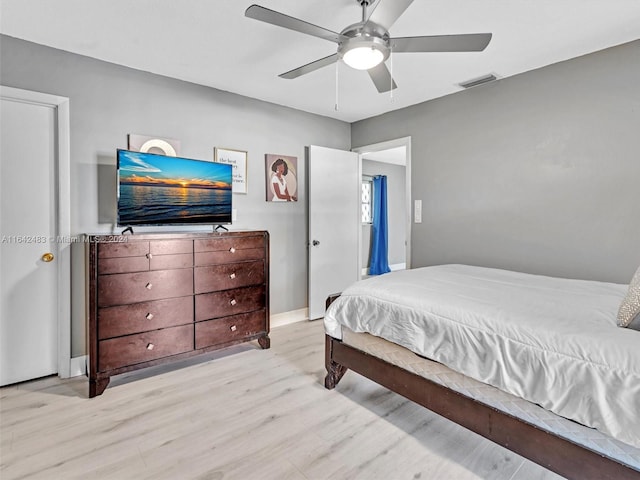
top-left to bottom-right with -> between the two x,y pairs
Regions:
323,264 -> 640,480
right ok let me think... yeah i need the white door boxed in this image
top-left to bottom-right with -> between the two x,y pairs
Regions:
308,145 -> 360,320
0,96 -> 58,385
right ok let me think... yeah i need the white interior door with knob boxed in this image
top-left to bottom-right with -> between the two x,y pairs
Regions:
0,94 -> 59,385
308,145 -> 360,320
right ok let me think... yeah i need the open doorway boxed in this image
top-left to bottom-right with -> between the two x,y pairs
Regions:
353,137 -> 411,279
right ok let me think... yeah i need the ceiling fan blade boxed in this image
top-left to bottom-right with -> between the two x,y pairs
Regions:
368,63 -> 398,93
391,33 -> 492,52
279,53 -> 339,80
245,5 -> 345,43
366,0 -> 414,30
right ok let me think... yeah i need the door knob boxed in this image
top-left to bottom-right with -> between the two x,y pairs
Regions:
41,252 -> 54,262
312,240 -> 320,246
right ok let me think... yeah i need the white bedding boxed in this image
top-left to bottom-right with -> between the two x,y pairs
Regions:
324,264 -> 640,448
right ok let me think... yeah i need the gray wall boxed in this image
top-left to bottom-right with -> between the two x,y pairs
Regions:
362,160 -> 406,271
352,40 -> 640,284
1,36 -> 350,356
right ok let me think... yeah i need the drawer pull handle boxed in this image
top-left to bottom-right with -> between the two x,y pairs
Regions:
146,283 -> 153,290
230,299 -> 237,306
230,325 -> 237,332
229,247 -> 236,253
146,253 -> 153,259
146,313 -> 154,320
146,343 -> 155,350
229,272 -> 236,279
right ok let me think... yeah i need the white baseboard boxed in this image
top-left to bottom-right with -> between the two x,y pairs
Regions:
271,308 -> 308,328
68,355 -> 87,377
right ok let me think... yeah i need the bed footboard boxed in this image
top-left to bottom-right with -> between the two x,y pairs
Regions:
323,334 -> 639,480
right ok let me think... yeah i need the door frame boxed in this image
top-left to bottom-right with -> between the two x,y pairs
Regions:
352,136 -> 412,276
1,86 -> 72,378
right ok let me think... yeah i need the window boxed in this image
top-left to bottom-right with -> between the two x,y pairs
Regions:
362,179 -> 372,224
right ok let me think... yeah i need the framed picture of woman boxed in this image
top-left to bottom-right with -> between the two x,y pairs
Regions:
265,154 -> 298,202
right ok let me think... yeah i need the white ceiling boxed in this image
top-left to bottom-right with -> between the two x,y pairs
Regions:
1,0 -> 639,123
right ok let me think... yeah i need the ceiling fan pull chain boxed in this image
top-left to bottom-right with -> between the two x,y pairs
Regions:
335,60 -> 340,111
390,45 -> 394,102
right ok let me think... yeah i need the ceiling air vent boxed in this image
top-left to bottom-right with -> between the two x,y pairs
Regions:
458,73 -> 499,89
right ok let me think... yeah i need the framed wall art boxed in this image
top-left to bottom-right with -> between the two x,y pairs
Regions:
215,147 -> 248,194
265,154 -> 297,202
128,134 -> 181,156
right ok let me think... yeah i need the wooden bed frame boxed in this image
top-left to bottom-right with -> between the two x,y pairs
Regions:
323,295 -> 640,480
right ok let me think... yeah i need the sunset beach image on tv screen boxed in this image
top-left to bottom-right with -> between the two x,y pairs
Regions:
117,150 -> 232,226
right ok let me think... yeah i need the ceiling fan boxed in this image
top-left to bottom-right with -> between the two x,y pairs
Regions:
245,0 -> 492,93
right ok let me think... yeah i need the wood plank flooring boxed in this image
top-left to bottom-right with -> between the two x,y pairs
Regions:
1,320 -> 564,480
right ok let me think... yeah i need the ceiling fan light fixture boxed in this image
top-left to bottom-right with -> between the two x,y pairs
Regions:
339,34 -> 390,70
343,46 -> 384,70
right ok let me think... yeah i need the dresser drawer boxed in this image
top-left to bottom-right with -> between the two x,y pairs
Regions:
98,324 -> 194,371
98,296 -> 194,340
195,310 -> 266,350
194,247 -> 263,266
195,285 -> 265,321
149,239 -> 193,255
98,268 -> 193,306
149,253 -> 193,270
98,256 -> 150,274
194,235 -> 264,253
98,241 -> 149,259
194,260 -> 264,294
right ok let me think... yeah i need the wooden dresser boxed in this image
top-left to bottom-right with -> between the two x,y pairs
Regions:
86,231 -> 269,397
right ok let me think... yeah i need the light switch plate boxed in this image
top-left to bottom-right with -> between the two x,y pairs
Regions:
414,200 -> 422,223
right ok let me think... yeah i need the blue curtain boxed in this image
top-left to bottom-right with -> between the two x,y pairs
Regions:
369,175 -> 390,275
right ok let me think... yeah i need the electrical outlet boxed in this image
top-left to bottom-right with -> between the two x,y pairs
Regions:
232,209 -> 237,222
414,200 -> 422,223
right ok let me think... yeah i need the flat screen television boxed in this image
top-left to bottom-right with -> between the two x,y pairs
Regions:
117,149 -> 232,226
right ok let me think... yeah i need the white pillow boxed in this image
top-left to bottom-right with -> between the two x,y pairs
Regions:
617,266 -> 640,330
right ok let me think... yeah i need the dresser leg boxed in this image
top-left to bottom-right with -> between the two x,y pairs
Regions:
89,377 -> 110,398
258,334 -> 270,349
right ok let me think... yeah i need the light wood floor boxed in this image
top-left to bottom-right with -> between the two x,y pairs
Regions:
1,320 -> 564,480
